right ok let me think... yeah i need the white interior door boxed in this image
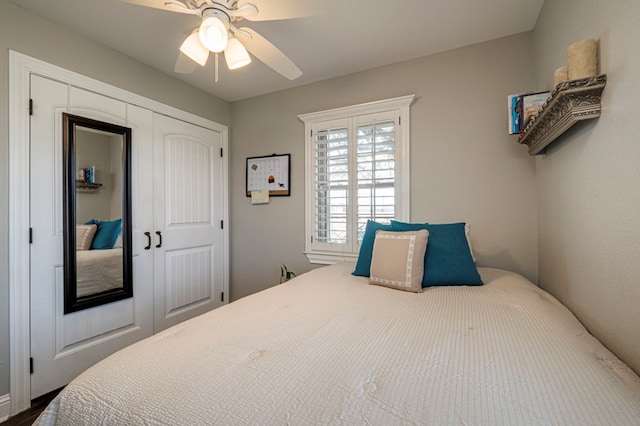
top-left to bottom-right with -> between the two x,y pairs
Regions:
152,114 -> 225,332
29,75 -> 154,398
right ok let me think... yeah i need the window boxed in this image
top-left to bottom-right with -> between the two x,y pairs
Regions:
299,95 -> 414,264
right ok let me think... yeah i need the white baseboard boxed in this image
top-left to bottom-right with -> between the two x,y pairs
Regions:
0,393 -> 10,422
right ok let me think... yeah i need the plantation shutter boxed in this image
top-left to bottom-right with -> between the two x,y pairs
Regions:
310,110 -> 398,254
300,94 -> 413,264
311,119 -> 351,252
355,111 -> 397,244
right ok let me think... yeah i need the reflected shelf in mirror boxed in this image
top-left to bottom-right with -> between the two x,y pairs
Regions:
76,181 -> 103,192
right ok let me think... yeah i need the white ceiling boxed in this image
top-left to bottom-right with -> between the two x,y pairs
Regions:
10,0 -> 544,102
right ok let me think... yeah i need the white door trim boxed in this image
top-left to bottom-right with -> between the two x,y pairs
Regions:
8,50 -> 229,416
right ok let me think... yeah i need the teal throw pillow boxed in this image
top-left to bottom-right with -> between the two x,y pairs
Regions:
391,221 -> 482,287
353,220 -> 393,277
85,218 -> 122,250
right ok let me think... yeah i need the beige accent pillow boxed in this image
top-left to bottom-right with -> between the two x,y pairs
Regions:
369,229 -> 429,292
76,224 -> 97,251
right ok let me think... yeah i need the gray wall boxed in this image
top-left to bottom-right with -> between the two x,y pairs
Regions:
533,0 -> 640,374
230,32 -> 538,301
0,0 -> 231,397
76,132 -> 118,224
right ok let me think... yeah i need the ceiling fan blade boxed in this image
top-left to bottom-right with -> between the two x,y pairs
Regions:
174,52 -> 199,73
227,3 -> 258,20
239,0 -> 335,21
234,27 -> 302,80
118,0 -> 200,15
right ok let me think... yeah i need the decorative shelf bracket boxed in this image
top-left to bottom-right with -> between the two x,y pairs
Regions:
518,74 -> 607,155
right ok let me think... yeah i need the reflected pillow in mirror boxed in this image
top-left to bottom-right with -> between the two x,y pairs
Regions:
76,224 -> 98,251
113,231 -> 123,249
86,218 -> 122,250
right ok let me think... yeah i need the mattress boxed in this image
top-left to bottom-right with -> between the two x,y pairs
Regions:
36,262 -> 640,425
76,248 -> 123,297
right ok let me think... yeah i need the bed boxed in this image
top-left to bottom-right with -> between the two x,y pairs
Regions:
76,248 -> 124,297
35,262 -> 640,425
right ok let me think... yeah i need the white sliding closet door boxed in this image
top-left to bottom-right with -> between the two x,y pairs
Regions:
29,76 -> 154,399
152,114 -> 226,332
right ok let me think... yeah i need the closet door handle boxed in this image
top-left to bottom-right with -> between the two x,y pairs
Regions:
144,232 -> 151,250
155,231 -> 162,248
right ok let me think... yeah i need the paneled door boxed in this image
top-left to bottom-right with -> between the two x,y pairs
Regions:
29,75 -> 154,398
152,114 -> 226,332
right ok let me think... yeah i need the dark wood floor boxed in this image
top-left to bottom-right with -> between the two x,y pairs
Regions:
1,388 -> 62,426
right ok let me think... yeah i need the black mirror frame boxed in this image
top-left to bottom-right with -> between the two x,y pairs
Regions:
63,113 -> 133,314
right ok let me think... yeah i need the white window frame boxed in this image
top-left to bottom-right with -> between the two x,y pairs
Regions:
298,95 -> 415,264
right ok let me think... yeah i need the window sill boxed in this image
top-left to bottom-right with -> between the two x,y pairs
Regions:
304,251 -> 358,265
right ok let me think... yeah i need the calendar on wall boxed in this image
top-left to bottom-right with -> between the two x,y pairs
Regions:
246,154 -> 290,196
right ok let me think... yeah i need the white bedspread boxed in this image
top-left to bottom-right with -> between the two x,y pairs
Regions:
36,263 -> 640,425
76,248 -> 123,297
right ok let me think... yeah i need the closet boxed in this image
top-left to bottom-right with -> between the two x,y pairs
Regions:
22,62 -> 228,400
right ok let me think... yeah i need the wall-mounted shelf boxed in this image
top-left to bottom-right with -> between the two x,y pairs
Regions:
518,74 -> 607,155
76,181 -> 102,192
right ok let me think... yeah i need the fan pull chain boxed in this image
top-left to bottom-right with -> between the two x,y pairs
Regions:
215,52 -> 219,83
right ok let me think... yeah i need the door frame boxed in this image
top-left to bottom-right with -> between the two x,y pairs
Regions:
8,51 -> 229,416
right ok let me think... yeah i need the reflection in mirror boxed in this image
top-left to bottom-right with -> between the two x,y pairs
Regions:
63,113 -> 133,314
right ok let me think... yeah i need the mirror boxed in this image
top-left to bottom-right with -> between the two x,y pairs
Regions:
63,113 -> 133,314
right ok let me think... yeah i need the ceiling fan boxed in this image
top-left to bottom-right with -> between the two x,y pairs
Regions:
122,0 -> 326,81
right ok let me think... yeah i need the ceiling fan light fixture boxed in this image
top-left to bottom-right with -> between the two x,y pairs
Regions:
179,31 -> 209,66
199,11 -> 229,53
225,38 -> 252,70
